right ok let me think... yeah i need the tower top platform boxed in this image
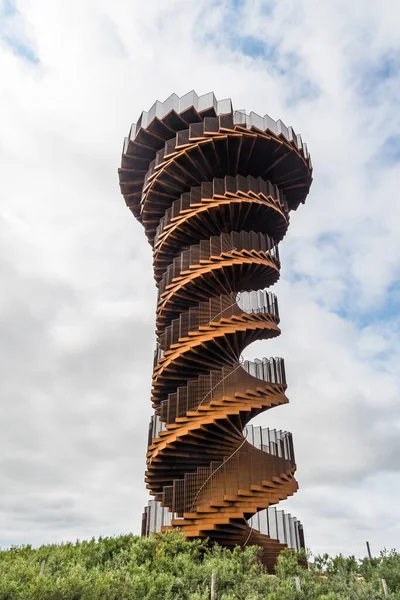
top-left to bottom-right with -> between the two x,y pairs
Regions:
119,91 -> 312,243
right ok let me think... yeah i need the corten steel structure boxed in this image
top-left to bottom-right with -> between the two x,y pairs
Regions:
118,92 -> 312,571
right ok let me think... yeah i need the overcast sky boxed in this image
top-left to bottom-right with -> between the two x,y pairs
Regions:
1,0 -> 399,558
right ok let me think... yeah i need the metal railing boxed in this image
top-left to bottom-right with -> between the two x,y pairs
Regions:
148,413 -> 166,447
158,291 -> 279,353
156,357 -> 286,427
153,345 -> 164,368
246,424 -> 295,463
137,98 -> 310,200
189,428 -> 250,513
128,92 -> 309,164
149,363 -> 289,445
142,499 -> 177,536
248,507 -> 305,551
154,176 -> 288,246
158,231 -> 279,297
142,499 -> 305,551
159,428 -> 295,517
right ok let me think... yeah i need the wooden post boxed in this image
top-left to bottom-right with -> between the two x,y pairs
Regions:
381,579 -> 389,598
294,576 -> 301,591
366,541 -> 372,559
39,560 -> 45,575
211,572 -> 216,600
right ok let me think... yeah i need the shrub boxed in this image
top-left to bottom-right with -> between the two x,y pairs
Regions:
0,531 -> 398,599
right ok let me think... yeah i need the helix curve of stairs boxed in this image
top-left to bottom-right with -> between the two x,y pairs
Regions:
118,92 -> 312,571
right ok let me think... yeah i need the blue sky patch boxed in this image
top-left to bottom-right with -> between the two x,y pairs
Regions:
239,35 -> 268,59
355,51 -> 399,106
1,0 -> 15,16
376,135 -> 400,167
0,0 -> 38,63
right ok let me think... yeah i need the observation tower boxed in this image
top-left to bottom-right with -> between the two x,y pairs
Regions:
118,92 -> 312,571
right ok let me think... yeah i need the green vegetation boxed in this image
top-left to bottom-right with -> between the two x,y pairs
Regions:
0,530 -> 399,599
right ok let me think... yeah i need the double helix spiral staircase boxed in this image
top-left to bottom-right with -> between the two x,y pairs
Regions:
118,92 -> 312,571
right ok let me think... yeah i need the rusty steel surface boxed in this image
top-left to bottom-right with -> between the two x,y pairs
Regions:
118,92 -> 312,572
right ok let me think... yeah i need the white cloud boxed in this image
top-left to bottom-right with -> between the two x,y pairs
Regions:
0,0 -> 399,557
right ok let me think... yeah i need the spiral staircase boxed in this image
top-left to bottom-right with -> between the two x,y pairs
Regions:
118,92 -> 312,571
